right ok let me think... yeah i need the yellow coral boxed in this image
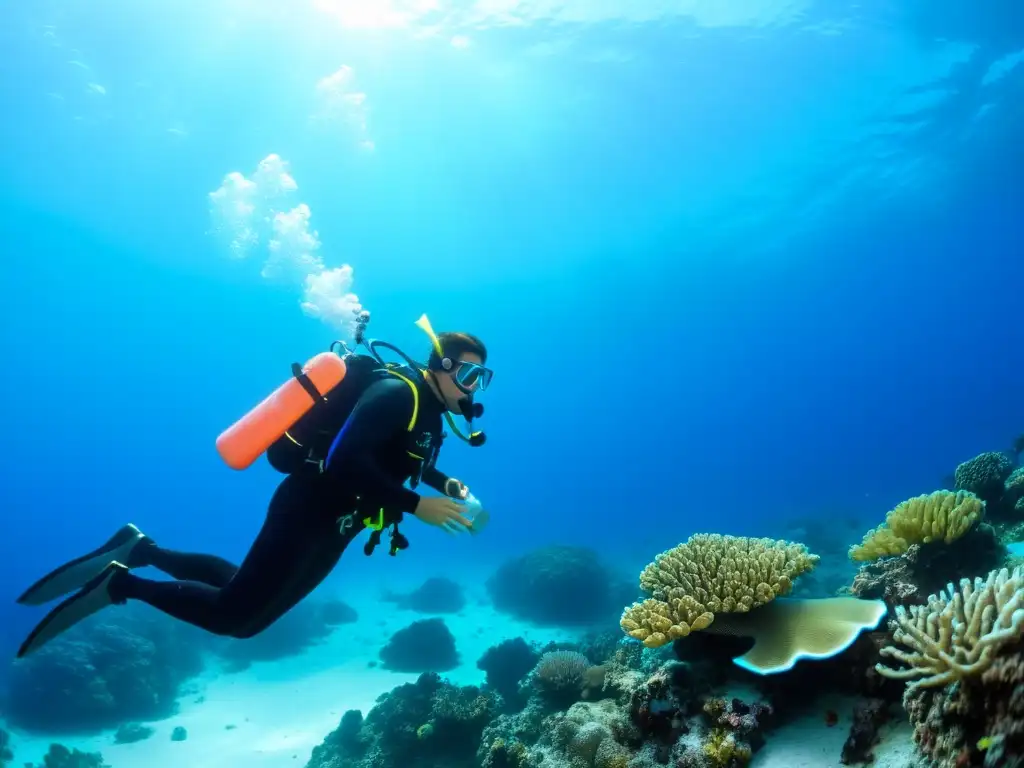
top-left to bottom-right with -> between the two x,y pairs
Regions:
619,534 -> 819,648
703,727 -> 753,767
849,490 -> 983,562
875,565 -> 1024,690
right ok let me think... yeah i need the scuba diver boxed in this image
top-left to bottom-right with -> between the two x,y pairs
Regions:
15,312 -> 492,658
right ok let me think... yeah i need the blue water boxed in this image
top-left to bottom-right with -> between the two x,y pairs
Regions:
0,0 -> 1022,687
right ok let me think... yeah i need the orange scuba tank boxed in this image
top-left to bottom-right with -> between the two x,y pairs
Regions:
216,352 -> 348,470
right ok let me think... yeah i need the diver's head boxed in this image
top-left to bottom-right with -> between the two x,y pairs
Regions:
426,331 -> 491,413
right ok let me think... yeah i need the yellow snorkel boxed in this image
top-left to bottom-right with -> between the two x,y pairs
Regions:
415,313 -> 487,447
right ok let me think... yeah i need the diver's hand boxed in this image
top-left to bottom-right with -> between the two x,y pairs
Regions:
443,478 -> 469,499
414,496 -> 471,533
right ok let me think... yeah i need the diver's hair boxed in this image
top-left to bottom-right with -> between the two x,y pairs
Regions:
428,331 -> 487,370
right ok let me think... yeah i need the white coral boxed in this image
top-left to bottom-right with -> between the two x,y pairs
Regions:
875,565 -> 1024,690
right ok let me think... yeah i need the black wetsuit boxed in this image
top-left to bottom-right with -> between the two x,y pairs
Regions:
111,377 -> 450,638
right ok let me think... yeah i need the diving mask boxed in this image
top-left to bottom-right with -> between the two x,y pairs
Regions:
453,361 -> 493,393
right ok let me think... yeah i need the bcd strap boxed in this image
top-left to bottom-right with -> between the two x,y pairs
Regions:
291,362 -> 326,405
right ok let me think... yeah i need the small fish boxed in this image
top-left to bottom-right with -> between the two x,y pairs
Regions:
825,710 -> 839,727
977,736 -> 992,751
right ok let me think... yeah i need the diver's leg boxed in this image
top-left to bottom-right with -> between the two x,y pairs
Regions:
17,525 -> 238,604
110,474 -> 348,637
128,539 -> 238,588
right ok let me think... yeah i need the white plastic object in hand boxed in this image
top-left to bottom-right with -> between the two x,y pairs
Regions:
459,493 -> 490,535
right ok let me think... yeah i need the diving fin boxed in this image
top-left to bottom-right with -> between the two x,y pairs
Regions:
17,561 -> 128,658
17,524 -> 146,606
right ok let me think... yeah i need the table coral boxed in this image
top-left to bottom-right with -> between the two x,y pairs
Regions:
620,534 -> 819,648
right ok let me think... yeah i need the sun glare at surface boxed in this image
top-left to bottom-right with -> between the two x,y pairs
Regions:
312,0 -> 440,29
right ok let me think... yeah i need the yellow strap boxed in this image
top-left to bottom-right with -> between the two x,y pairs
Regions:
385,369 -> 420,431
363,509 -> 385,530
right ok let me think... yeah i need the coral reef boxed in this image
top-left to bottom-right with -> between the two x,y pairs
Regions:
383,577 -> 466,614
379,618 -> 459,673
875,564 -> 1024,689
955,451 -> 1014,506
849,490 -> 984,561
477,638 -> 541,712
954,450 -> 1024,525
292,438 -> 1024,768
1004,467 -> 1024,510
900,634 -> 1024,767
479,737 -> 531,768
4,608 -> 205,732
307,673 -> 497,768
322,599 -> 359,626
486,546 -> 628,627
26,744 -> 109,768
620,534 -> 820,648
530,699 -> 636,768
848,522 -> 1006,610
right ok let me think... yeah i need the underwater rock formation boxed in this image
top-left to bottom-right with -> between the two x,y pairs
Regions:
840,698 -> 892,765
113,723 -> 155,744
383,577 -> 466,614
379,618 -> 459,673
477,637 -> 541,712
486,546 -> 625,627
4,608 -> 204,732
306,673 -> 497,768
0,728 -> 11,766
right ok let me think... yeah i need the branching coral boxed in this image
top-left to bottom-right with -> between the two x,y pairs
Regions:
902,636 -> 1024,767
620,535 -> 819,648
849,490 -> 984,562
875,565 -> 1024,690
530,650 -> 590,708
